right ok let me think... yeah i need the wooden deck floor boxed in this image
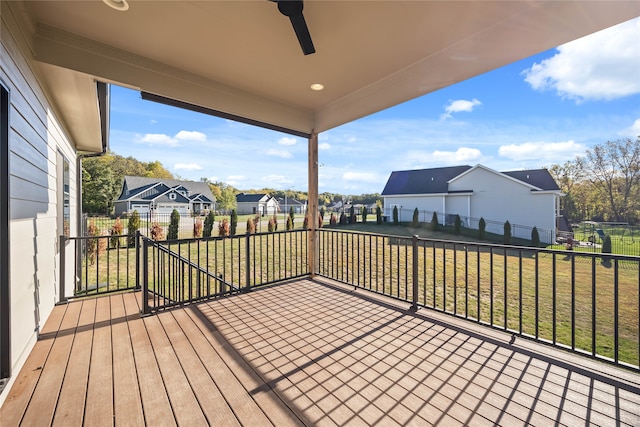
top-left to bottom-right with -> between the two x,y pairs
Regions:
1,278 -> 639,426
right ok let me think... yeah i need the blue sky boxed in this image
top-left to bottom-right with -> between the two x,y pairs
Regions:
109,17 -> 640,195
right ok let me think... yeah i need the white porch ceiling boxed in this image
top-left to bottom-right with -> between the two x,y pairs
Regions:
8,0 -> 640,147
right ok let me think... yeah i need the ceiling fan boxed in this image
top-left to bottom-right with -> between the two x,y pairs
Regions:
272,0 -> 315,55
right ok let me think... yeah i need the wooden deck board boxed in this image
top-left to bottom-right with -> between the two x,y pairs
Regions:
111,293 -> 145,427
2,279 -> 640,426
0,303 -> 67,425
20,301 -> 82,426
52,299 -> 96,426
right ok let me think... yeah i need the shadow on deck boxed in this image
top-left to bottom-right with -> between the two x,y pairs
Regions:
1,278 -> 639,426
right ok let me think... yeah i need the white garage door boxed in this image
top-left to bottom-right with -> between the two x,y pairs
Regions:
156,204 -> 188,215
131,204 -> 149,214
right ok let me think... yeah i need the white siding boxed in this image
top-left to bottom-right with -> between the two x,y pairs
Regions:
383,195 -> 444,221
1,7 -> 78,397
450,167 -> 556,239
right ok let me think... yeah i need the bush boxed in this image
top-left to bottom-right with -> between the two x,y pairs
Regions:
218,218 -> 230,237
253,214 -> 260,231
268,215 -> 277,232
454,215 -> 461,235
286,215 -> 293,231
330,213 -> 337,226
150,222 -> 165,241
318,213 -> 323,228
376,206 -> 382,225
393,206 -> 399,225
430,212 -> 439,231
167,209 -> 180,240
246,217 -> 255,234
478,217 -> 486,240
412,208 -> 419,227
230,209 -> 238,236
127,210 -> 140,247
531,226 -> 540,247
303,214 -> 309,230
110,217 -> 124,248
203,211 -> 215,237
193,218 -> 203,238
289,206 -> 295,228
87,221 -> 106,265
362,207 -> 368,223
503,220 -> 511,244
339,212 -> 347,225
350,206 -> 357,224
320,206 -> 326,220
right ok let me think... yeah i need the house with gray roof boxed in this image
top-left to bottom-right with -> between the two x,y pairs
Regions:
382,164 -> 563,242
236,193 -> 279,216
113,176 -> 215,216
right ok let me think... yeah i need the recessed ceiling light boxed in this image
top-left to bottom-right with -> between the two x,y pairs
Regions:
310,83 -> 324,91
103,0 -> 129,11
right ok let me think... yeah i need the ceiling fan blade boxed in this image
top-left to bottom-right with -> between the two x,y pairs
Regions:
289,13 -> 315,55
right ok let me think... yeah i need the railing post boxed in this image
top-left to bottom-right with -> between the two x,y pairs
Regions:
410,235 -> 419,312
135,230 -> 141,290
58,235 -> 67,304
142,237 -> 150,314
245,233 -> 251,292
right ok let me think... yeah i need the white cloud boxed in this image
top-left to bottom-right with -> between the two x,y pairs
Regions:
440,99 -> 482,120
265,148 -> 293,158
319,142 -> 331,150
261,175 -> 294,186
278,137 -> 297,146
209,176 -> 219,182
342,172 -> 381,183
408,147 -> 483,166
138,133 -> 178,146
498,140 -> 586,162
522,18 -> 640,102
621,118 -> 640,137
174,163 -> 202,171
226,175 -> 247,186
137,130 -> 207,146
175,130 -> 207,142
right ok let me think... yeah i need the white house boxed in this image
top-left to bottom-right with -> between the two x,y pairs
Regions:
113,176 -> 215,216
235,193 -> 279,216
381,165 -> 563,242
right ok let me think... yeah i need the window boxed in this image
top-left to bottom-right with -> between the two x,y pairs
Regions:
56,151 -> 70,238
169,193 -> 176,200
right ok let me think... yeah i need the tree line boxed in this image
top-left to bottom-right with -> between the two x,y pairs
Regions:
548,137 -> 640,224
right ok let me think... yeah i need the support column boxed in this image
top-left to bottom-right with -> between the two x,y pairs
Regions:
308,132 -> 319,277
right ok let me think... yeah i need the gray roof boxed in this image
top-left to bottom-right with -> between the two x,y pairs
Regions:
236,193 -> 270,203
382,165 -> 560,195
118,176 -> 215,202
381,166 -> 472,195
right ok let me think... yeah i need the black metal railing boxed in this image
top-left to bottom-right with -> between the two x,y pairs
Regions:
141,230 -> 309,312
317,229 -> 640,371
59,233 -> 140,299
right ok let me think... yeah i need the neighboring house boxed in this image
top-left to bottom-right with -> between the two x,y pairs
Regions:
276,197 -> 307,215
113,176 -> 215,216
381,165 -> 563,242
236,193 -> 279,215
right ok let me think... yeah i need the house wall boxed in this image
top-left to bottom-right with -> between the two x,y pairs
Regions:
383,195 -> 445,221
1,6 -> 79,400
236,201 -> 258,215
450,168 -> 556,241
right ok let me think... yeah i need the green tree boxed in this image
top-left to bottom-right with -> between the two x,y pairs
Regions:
145,160 -> 173,178
601,235 -> 612,264
230,209 -> 238,236
454,215 -> 461,235
217,185 -> 237,212
289,206 -> 295,227
167,209 -> 180,239
531,226 -> 540,247
362,206 -> 368,223
376,206 -> 382,225
350,206 -> 357,224
82,157 -> 116,213
393,206 -> 399,225
127,210 -> 140,247
430,212 -> 439,231
478,217 -> 486,240
203,211 -> 215,237
286,215 -> 294,230
412,208 -> 419,227
503,220 -> 511,244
